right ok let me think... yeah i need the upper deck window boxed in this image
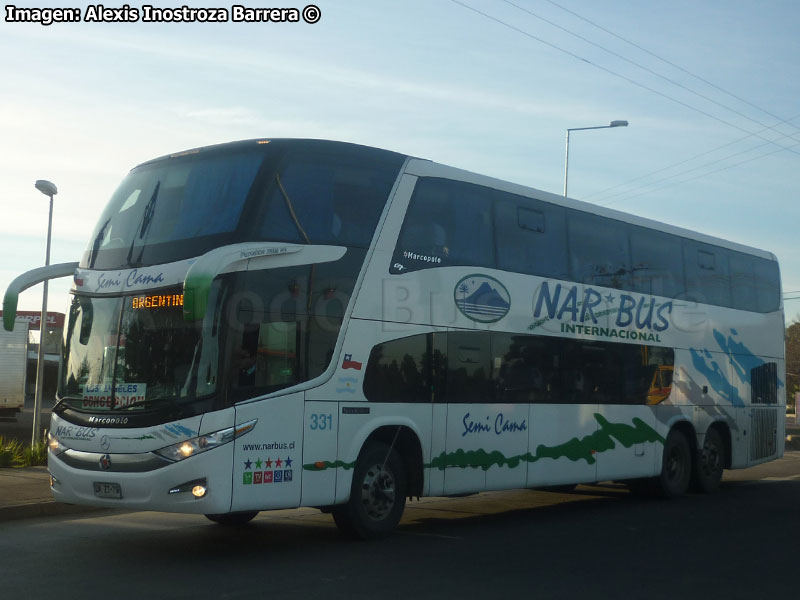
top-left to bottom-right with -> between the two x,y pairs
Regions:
85,149 -> 264,269
82,141 -> 404,270
256,152 -> 401,248
390,175 -> 780,314
391,178 -> 494,273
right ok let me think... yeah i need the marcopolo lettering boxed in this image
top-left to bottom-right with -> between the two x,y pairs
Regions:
88,416 -> 130,425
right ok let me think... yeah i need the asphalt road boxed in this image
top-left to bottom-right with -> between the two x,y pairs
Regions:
3,453 -> 799,600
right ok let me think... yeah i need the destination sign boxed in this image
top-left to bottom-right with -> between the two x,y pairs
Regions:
131,293 -> 184,310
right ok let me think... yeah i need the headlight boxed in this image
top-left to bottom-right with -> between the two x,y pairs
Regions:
47,432 -> 68,456
154,419 -> 257,462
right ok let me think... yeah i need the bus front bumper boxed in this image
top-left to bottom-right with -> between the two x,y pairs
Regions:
47,445 -> 234,515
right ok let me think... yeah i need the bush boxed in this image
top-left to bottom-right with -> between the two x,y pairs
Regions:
20,437 -> 48,467
0,436 -> 24,468
0,435 -> 48,468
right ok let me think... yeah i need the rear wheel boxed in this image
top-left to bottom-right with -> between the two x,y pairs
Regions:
691,427 -> 725,493
656,429 -> 692,498
205,511 -> 259,526
332,442 -> 407,539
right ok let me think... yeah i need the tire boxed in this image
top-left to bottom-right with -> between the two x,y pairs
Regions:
691,427 -> 725,493
332,442 -> 407,539
205,511 -> 259,526
656,429 -> 692,498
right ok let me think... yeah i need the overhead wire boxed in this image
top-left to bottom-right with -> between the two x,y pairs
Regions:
500,0 -> 800,143
542,0 -> 799,131
584,114 -> 800,202
600,139 -> 800,206
448,0 -> 800,157
596,131 -> 798,205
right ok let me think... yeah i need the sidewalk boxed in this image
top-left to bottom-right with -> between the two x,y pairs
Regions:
0,466 -> 103,522
2,423 -> 799,523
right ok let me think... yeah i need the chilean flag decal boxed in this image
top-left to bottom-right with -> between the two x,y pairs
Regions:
342,354 -> 362,370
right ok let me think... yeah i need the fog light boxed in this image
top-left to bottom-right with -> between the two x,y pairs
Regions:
49,472 -> 59,487
168,478 -> 208,496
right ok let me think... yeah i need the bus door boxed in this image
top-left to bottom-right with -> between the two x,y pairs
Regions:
440,331 -> 491,495
439,331 -> 530,494
595,344 -> 664,481
528,339 -> 598,486
231,391 -> 304,512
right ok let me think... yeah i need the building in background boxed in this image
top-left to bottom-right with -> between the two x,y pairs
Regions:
0,311 -> 64,404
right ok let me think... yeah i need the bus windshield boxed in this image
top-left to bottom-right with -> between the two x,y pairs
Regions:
59,289 -> 215,411
83,140 -> 404,270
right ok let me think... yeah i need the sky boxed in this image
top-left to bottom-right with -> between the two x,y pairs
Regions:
1,0 -> 798,322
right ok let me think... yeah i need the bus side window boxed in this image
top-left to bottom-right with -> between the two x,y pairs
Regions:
446,331 -> 492,403
363,333 -> 432,403
567,211 -> 632,290
393,178 -> 494,273
630,226 -> 684,298
493,191 -> 568,280
491,333 -> 560,403
683,241 -> 732,307
755,258 -> 780,313
729,252 -> 759,311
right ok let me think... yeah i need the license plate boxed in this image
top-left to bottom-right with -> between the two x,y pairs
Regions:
93,482 -> 122,499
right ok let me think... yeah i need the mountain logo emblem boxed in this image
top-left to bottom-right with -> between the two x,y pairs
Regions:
454,274 -> 511,323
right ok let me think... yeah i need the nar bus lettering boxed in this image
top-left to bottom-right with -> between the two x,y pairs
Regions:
533,282 -> 672,332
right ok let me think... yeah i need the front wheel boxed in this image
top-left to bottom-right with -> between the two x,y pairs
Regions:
656,429 -> 692,498
205,511 -> 259,526
332,442 -> 407,539
691,427 -> 725,493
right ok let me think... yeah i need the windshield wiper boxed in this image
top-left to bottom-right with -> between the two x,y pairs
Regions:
87,218 -> 111,268
126,181 -> 161,266
275,173 -> 310,244
114,396 -> 169,411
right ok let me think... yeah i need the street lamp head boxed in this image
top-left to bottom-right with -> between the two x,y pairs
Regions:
609,120 -> 629,127
35,180 -> 58,197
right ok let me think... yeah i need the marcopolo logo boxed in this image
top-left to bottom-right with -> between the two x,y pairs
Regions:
454,274 -> 511,323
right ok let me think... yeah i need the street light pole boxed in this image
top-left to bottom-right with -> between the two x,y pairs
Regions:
32,179 -> 57,446
563,120 -> 628,197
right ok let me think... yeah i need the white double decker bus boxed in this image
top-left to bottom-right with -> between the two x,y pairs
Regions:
4,139 -> 784,538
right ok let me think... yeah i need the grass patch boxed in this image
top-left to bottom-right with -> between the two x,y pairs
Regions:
21,437 -> 49,467
0,434 -> 48,468
0,436 -> 24,468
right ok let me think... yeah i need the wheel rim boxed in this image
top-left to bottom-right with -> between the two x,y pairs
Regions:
700,439 -> 722,477
360,463 -> 396,521
665,446 -> 687,484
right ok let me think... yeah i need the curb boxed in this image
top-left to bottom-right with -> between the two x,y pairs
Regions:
0,501 -> 107,523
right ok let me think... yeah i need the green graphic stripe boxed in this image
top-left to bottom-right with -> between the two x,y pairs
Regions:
427,448 -> 536,471
304,415 -> 665,472
303,459 -> 357,472
532,415 -> 664,466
